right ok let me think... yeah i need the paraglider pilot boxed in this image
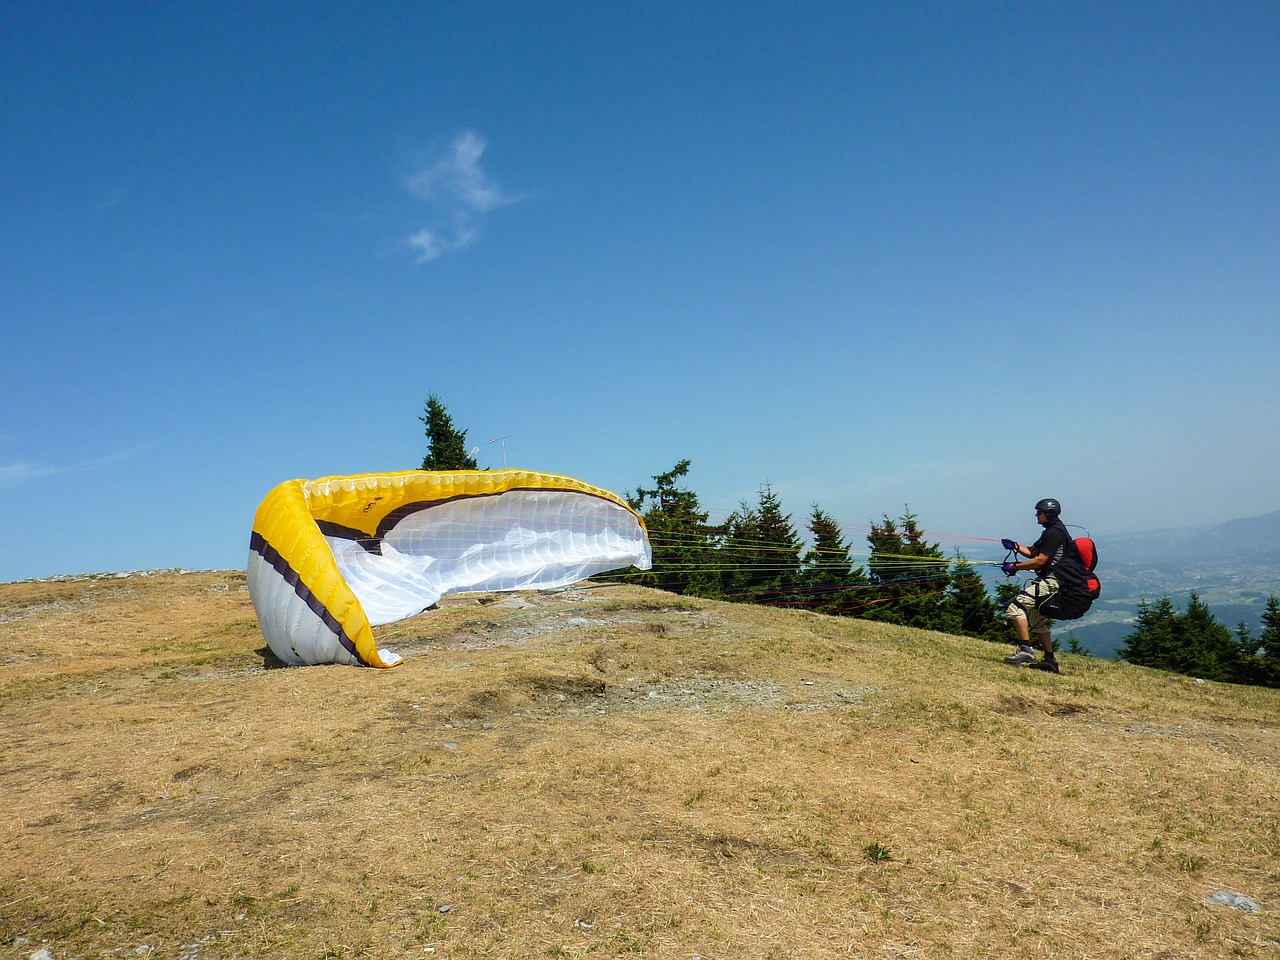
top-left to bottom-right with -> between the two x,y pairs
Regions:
999,498 -> 1074,674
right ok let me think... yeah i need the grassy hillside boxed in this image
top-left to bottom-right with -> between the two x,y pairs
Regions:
2,571 -> 1278,959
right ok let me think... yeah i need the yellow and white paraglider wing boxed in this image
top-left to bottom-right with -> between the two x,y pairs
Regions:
247,470 -> 652,667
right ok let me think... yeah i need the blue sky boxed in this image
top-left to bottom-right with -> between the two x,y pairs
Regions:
3,1 -> 1277,581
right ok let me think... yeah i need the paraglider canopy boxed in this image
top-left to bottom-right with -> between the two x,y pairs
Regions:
247,469 -> 652,667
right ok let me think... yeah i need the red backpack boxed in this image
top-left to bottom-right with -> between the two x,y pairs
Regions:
1037,534 -> 1101,621
1075,537 -> 1101,601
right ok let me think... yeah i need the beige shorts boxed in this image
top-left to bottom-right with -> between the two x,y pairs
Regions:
1006,576 -> 1060,635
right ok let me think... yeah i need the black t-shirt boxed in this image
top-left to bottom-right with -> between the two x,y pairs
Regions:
1032,520 -> 1087,590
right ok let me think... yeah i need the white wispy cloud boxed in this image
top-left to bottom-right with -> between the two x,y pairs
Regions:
95,176 -> 139,213
404,131 -> 518,263
0,462 -> 56,486
0,444 -> 156,488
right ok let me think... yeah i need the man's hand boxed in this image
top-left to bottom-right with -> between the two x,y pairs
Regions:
1001,538 -> 1017,551
1002,561 -> 1018,576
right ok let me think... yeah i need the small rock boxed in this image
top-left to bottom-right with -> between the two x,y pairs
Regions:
1205,890 -> 1262,912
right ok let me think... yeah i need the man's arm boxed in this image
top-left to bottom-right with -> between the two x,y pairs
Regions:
1007,539 -> 1049,572
1013,551 -> 1050,572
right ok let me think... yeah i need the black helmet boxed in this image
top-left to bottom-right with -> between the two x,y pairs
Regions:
1035,498 -> 1061,518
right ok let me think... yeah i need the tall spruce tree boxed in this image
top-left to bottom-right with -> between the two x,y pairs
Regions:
419,394 -> 474,470
718,501 -> 761,598
1256,595 -> 1280,688
1119,596 -> 1179,670
753,484 -> 803,601
1178,594 -> 1239,681
1233,621 -> 1263,686
800,506 -> 867,614
862,508 -> 950,628
714,485 -> 803,602
627,460 -> 717,597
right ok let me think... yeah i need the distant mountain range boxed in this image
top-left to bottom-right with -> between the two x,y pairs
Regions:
1100,510 -> 1280,571
1058,511 -> 1280,659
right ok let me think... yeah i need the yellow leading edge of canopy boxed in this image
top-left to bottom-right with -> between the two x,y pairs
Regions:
299,469 -> 639,536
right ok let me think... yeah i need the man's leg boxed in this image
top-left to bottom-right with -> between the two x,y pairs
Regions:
1025,584 -> 1060,672
1004,592 -> 1038,664
1028,631 -> 1060,671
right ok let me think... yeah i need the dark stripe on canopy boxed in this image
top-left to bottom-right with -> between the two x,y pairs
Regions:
250,530 -> 364,665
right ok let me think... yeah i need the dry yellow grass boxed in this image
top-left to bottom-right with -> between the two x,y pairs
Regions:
2,570 -> 1278,959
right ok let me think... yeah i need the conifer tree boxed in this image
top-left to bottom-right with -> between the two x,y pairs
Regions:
1121,594 -> 1248,683
752,483 -> 803,601
991,579 -> 1022,615
946,554 -> 1001,639
419,394 -> 475,470
708,485 -> 804,603
800,506 -> 868,614
1119,596 -> 1179,669
862,508 -> 949,628
802,506 -> 851,582
1065,632 -> 1091,656
1178,594 -> 1238,681
1233,622 -> 1263,685
1258,595 -> 1280,688
627,460 -> 717,597
719,500 -> 763,598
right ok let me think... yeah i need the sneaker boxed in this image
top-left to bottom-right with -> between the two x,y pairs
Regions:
1028,658 -> 1060,674
1003,646 -> 1037,665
